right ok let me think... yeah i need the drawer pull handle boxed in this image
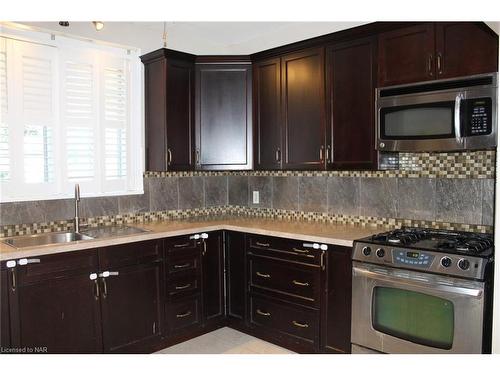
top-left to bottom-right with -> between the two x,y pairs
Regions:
174,242 -> 191,248
255,241 -> 270,247
292,248 -> 309,254
256,309 -> 271,317
175,283 -> 192,290
176,311 -> 192,318
256,271 -> 271,278
292,280 -> 310,287
174,263 -> 191,269
292,321 -> 309,328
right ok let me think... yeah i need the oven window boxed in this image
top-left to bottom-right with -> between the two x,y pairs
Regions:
381,102 -> 455,139
372,287 -> 454,350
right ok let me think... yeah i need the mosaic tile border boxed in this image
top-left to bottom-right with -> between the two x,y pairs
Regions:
144,150 -> 495,179
1,205 -> 492,238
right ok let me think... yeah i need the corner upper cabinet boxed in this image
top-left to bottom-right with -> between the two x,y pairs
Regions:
326,37 -> 377,170
253,57 -> 282,170
141,49 -> 195,171
195,61 -> 253,170
281,48 -> 326,170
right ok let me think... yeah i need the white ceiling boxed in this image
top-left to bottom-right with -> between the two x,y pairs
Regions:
20,21 -> 367,55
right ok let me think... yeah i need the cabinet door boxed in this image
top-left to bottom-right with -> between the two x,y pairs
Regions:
100,262 -> 163,353
435,22 -> 499,79
281,48 -> 326,170
224,231 -> 246,323
1,268 -> 11,349
11,272 -> 102,353
195,64 -> 253,170
321,246 -> 351,354
144,57 -> 167,171
378,24 -> 436,87
202,232 -> 225,324
326,38 -> 377,170
166,58 -> 195,170
254,58 -> 282,169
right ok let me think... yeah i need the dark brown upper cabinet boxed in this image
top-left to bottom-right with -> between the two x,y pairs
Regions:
378,23 -> 498,87
141,49 -> 195,171
326,37 -> 377,170
195,62 -> 253,170
281,48 -> 326,170
253,58 -> 282,170
435,22 -> 498,79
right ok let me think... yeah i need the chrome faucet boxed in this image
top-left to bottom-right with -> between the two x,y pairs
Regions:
74,183 -> 81,233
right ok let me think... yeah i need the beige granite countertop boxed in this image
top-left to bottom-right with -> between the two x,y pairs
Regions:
0,217 -> 382,261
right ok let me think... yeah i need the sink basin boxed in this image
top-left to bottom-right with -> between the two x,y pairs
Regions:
81,225 -> 150,239
3,231 -> 94,249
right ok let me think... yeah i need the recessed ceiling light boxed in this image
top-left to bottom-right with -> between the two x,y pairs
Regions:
93,21 -> 104,31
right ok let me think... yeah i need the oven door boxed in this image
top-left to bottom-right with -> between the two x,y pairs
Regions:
351,262 -> 485,354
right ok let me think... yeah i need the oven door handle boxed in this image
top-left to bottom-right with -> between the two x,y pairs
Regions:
454,92 -> 464,145
353,266 -> 483,298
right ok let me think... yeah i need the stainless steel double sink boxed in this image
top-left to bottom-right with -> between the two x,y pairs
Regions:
2,225 -> 149,249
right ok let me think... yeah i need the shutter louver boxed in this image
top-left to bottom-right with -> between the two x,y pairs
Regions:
0,44 -> 9,181
105,127 -> 127,179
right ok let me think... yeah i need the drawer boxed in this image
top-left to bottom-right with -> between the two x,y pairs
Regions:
249,256 -> 321,307
247,235 -> 325,266
166,297 -> 201,333
167,274 -> 200,298
165,236 -> 199,256
166,254 -> 200,276
99,240 -> 162,269
17,248 -> 98,284
249,294 -> 319,343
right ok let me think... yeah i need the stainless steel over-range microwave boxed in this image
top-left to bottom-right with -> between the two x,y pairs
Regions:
376,73 -> 498,152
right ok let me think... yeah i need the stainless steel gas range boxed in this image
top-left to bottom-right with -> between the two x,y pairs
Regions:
351,227 -> 494,354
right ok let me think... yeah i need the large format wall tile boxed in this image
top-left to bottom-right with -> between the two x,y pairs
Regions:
299,176 -> 327,213
360,178 -> 398,218
228,175 -> 248,206
481,179 -> 495,226
148,177 -> 178,211
397,178 -> 436,221
248,176 -> 272,208
436,178 -> 482,224
43,199 -> 75,222
327,176 -> 360,216
273,176 -> 298,211
81,196 -> 119,218
179,176 -> 205,210
0,201 -> 46,225
205,176 -> 228,207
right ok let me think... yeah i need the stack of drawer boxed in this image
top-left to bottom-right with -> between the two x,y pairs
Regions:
164,236 -> 202,336
246,234 -> 326,352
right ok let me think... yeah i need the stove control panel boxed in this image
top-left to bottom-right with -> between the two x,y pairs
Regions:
352,241 -> 490,280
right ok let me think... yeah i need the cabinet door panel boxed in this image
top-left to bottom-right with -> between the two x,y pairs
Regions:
327,38 -> 377,170
282,48 -> 326,170
436,22 -> 498,79
195,64 -> 253,170
166,58 -> 195,170
100,262 -> 163,353
225,231 -> 246,321
13,272 -> 102,353
254,58 -> 282,169
202,232 -> 224,323
1,269 -> 11,349
378,24 -> 435,86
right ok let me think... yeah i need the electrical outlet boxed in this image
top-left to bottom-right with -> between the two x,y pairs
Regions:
252,191 -> 260,204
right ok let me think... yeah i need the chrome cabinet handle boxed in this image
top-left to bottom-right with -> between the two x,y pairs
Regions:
93,279 -> 100,300
319,145 -> 324,161
454,92 -> 464,145
174,242 -> 191,248
195,149 -> 200,165
255,241 -> 270,247
275,148 -> 281,163
176,311 -> 192,318
174,263 -> 191,269
10,268 -> 16,292
167,148 -> 172,166
326,145 -> 331,164
18,258 -> 40,266
427,53 -> 434,76
101,278 -> 108,299
256,309 -> 271,317
320,250 -> 326,270
292,247 -> 309,254
175,283 -> 192,290
292,320 -> 309,328
256,271 -> 271,278
292,280 -> 310,287
436,52 -> 443,75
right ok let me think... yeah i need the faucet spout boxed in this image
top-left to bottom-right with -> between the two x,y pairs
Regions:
74,184 -> 81,233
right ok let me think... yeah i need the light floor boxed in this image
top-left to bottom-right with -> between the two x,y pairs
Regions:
155,327 -> 295,354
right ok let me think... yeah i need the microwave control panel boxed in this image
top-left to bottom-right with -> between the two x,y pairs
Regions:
465,97 -> 492,136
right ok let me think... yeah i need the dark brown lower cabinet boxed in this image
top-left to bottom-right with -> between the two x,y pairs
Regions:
100,261 -> 164,353
224,231 -> 246,325
1,267 -> 12,349
202,231 -> 225,325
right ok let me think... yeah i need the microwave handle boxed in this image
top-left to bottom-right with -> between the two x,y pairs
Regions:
454,93 -> 464,145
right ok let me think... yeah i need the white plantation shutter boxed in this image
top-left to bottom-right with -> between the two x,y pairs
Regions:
0,28 -> 143,202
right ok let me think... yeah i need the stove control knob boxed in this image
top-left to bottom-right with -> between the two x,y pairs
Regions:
440,256 -> 452,268
362,246 -> 372,256
458,258 -> 470,271
376,248 -> 385,258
